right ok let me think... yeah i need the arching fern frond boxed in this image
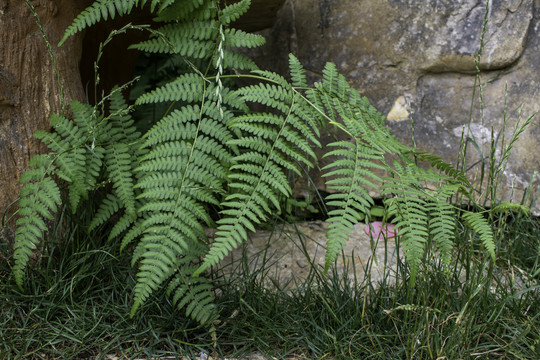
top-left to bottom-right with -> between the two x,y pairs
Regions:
312,61 -> 403,271
166,255 -> 217,324
13,155 -> 60,289
103,89 -> 140,220
34,102 -> 102,210
129,92 -> 236,319
195,59 -> 321,276
322,140 -> 385,272
59,0 -> 167,46
384,197 -> 428,285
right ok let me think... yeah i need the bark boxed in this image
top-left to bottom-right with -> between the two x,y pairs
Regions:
0,0 -> 89,228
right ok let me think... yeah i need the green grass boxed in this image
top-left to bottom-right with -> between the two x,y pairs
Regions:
1,206 -> 539,359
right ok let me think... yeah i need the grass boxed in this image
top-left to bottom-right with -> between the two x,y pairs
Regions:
1,205 -> 539,359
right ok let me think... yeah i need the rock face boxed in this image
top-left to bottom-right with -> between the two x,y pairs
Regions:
248,0 -> 540,214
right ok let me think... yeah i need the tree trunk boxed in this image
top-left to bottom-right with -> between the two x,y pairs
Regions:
0,0 -> 88,229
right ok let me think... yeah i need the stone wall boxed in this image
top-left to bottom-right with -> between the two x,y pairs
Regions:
247,0 -> 539,214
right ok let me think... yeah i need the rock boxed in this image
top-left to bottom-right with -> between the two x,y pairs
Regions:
215,221 -> 398,288
247,0 -> 539,214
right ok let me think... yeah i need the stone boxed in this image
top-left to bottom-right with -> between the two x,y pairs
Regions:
246,0 -> 540,214
215,221 -> 398,288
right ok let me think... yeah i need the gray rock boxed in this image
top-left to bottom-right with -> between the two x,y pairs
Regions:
216,221 -> 398,288
247,0 -> 539,214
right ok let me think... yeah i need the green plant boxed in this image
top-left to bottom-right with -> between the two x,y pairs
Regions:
12,0 -> 502,326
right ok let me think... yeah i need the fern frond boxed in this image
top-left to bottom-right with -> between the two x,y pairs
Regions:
221,50 -> 259,71
154,0 -> 208,22
490,202 -> 530,216
323,141 -> 383,271
105,143 -> 137,219
311,60 -> 405,271
59,0 -> 164,46
133,34 -> 213,56
195,68 -> 320,276
386,195 -> 428,285
462,211 -> 495,259
88,193 -> 120,232
13,157 -> 60,288
426,186 -> 457,267
130,95 -> 235,315
413,151 -> 471,188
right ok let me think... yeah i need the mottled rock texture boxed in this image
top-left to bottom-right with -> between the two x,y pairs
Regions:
216,221 -> 397,288
248,0 -> 539,214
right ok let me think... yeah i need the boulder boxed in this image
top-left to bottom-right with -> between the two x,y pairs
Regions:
215,221 -> 398,288
247,0 -> 539,214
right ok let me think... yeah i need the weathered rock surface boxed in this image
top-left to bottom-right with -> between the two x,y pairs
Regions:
248,0 -> 540,214
216,221 -> 397,288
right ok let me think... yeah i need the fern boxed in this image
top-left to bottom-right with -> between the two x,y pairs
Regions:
219,0 -> 251,25
426,185 -> 458,268
195,55 -> 321,276
13,91 -> 141,286
119,0 -> 262,321
128,94 -> 236,318
312,62 -> 402,271
462,211 -> 495,259
166,256 -> 216,324
17,0 -> 508,329
13,155 -> 60,288
58,0 -> 168,46
34,102 -> 102,210
381,165 -> 430,284
103,89 -> 141,220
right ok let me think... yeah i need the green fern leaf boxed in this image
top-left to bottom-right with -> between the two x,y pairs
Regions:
289,54 -> 307,88
154,0 -> 207,22
221,50 -> 259,71
426,186 -> 457,267
89,193 -> 120,232
59,0 -> 143,46
219,0 -> 251,24
13,164 -> 60,288
105,143 -> 137,219
167,260 -> 217,324
387,195 -> 428,285
130,95 -> 235,315
323,141 -> 383,271
224,28 -> 265,48
490,202 -> 530,216
462,211 -> 495,259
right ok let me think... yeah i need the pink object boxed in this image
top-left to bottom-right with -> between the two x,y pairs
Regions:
364,221 -> 397,239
